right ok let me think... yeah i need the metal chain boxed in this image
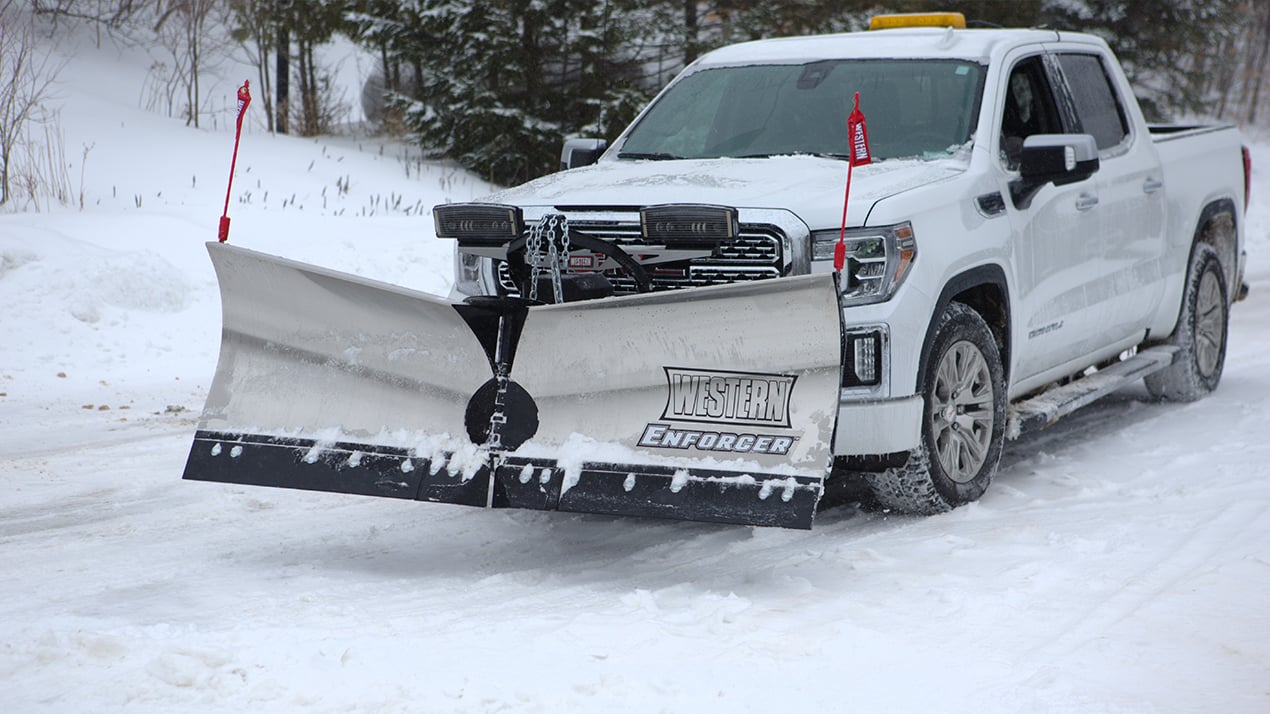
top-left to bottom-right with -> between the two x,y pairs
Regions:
526,218 -> 544,301
559,215 -> 571,262
524,214 -> 569,303
545,215 -> 564,304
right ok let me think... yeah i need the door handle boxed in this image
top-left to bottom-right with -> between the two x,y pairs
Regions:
1075,193 -> 1099,211
1143,177 -> 1164,194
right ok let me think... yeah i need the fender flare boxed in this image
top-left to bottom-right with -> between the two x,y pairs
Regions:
1190,197 -> 1238,285
916,264 -> 1012,393
1153,197 -> 1239,341
1191,198 -> 1238,247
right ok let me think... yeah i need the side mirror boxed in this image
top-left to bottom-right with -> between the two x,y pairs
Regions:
1010,133 -> 1099,209
560,138 -> 607,171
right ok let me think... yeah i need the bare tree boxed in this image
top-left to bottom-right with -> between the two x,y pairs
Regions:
0,0 -> 65,206
229,0 -> 275,131
1241,2 -> 1270,124
32,0 -> 148,40
153,0 -> 231,127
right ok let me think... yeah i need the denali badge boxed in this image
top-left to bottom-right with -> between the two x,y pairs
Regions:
661,367 -> 797,428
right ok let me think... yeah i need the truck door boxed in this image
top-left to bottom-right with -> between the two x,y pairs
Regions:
1051,51 -> 1167,344
999,54 -> 1105,381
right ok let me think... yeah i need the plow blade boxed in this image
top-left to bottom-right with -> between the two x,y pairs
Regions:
184,242 -> 843,528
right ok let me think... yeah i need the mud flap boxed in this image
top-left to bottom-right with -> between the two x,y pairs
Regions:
183,242 -> 843,528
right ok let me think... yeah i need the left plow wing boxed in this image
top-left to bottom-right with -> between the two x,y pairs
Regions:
184,242 -> 844,528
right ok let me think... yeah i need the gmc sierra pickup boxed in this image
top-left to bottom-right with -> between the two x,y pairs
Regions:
436,15 -> 1250,515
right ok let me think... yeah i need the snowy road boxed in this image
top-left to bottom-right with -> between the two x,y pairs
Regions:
2,284 -> 1268,712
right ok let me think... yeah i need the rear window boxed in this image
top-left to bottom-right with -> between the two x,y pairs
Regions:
1056,53 -> 1130,151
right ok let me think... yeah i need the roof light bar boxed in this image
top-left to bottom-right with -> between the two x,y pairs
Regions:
869,12 -> 966,30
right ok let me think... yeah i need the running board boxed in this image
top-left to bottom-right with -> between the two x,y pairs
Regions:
1007,346 -> 1178,438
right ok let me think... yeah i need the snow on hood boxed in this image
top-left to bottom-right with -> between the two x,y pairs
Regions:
483,153 -> 970,229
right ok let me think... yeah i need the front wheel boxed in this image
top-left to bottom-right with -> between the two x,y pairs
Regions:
1145,243 -> 1228,402
865,302 -> 1006,514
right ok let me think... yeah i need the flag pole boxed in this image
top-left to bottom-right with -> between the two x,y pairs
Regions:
219,80 -> 252,243
835,91 -> 872,273
835,159 -> 854,272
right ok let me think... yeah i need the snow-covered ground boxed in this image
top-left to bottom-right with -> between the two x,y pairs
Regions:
2,24 -> 1269,714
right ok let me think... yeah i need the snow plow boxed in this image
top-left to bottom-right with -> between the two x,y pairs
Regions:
182,239 -> 845,529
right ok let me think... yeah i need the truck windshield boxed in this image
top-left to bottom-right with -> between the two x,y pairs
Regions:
619,59 -> 986,161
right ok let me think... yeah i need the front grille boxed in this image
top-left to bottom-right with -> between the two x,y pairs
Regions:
495,221 -> 786,296
606,266 -> 782,292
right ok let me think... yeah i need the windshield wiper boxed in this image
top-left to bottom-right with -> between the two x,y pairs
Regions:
733,152 -> 852,161
617,152 -> 683,161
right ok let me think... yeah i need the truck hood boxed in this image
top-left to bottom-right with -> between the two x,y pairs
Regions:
483,154 -> 970,229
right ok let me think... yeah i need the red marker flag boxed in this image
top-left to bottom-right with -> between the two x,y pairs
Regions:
846,92 -> 872,167
835,92 -> 872,272
219,80 -> 252,243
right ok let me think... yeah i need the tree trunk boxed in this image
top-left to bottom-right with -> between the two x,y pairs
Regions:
187,5 -> 200,128
683,0 -> 699,65
1246,3 -> 1270,124
256,41 -> 275,133
276,24 -> 290,134
301,41 -> 317,135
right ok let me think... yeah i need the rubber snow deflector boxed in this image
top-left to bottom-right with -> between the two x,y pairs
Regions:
183,242 -> 844,529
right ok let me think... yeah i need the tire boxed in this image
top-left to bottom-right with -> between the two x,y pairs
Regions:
1145,243 -> 1228,402
865,302 -> 1007,514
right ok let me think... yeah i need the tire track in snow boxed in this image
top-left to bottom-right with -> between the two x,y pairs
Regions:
1017,499 -> 1269,663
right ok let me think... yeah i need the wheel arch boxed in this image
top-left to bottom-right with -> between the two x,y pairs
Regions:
1191,198 -> 1238,305
917,265 -> 1012,393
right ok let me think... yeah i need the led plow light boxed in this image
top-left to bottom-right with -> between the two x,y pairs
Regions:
812,222 -> 917,306
433,203 -> 524,245
640,204 -> 739,249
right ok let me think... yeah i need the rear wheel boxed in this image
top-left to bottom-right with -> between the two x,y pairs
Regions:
865,302 -> 1006,514
1145,243 -> 1228,402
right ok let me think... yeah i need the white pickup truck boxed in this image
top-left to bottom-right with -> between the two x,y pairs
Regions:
440,16 -> 1250,516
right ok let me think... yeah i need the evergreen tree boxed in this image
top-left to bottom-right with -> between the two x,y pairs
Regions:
353,0 -> 656,186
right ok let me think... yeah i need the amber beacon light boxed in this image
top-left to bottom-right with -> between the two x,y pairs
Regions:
868,12 -> 966,30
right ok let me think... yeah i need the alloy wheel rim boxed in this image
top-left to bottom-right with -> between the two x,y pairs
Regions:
1194,269 -> 1224,378
930,340 -> 995,484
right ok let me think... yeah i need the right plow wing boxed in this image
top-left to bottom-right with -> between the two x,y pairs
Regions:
183,242 -> 844,528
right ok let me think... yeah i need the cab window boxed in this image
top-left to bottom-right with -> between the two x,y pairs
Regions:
1055,53 -> 1130,151
999,56 -> 1064,170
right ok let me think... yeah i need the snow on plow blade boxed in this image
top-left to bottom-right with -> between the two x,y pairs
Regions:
183,242 -> 844,529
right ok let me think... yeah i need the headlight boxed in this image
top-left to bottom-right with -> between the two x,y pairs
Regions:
811,222 -> 916,306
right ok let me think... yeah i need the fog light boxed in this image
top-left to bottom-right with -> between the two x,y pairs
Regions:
845,329 -> 884,388
460,252 -> 482,283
